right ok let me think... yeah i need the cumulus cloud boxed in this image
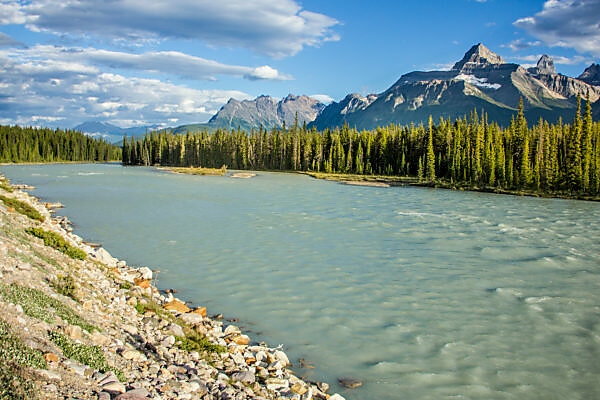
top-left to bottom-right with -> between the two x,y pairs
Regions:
0,49 -> 251,127
514,0 -> 600,56
2,0 -> 340,58
3,45 -> 291,81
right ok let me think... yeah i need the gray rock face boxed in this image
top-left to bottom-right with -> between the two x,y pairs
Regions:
452,43 -> 506,72
310,43 -> 600,131
578,63 -> 600,87
528,55 -> 556,75
206,94 -> 325,132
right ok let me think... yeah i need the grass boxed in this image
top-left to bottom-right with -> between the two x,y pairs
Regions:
0,283 -> 96,332
25,227 -> 87,260
0,320 -> 45,400
50,274 -> 78,302
0,196 -> 44,222
167,165 -> 227,176
48,331 -> 125,382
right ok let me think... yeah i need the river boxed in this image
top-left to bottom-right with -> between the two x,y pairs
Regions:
2,163 -> 599,400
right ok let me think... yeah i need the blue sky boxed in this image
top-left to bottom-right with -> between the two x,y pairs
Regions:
1,0 -> 599,128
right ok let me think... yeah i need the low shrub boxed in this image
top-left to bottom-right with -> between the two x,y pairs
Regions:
25,228 -> 86,260
50,274 -> 78,301
0,196 -> 44,222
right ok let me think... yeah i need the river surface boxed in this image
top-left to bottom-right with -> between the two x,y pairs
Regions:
2,163 -> 600,400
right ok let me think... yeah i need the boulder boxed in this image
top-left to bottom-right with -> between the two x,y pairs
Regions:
337,378 -> 362,389
231,371 -> 255,384
163,299 -> 190,314
43,353 -> 59,363
179,312 -> 204,326
137,267 -> 153,280
191,306 -> 207,317
133,278 -> 150,289
166,323 -> 185,337
94,247 -> 118,267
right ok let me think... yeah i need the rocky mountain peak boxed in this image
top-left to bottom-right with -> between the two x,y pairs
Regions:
578,63 -> 600,87
452,43 -> 506,71
528,55 -> 556,75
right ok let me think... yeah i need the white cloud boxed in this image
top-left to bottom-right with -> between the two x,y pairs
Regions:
514,0 -> 600,56
2,45 -> 291,81
309,94 -> 334,104
504,38 -> 541,51
2,0 -> 340,58
0,49 -> 251,128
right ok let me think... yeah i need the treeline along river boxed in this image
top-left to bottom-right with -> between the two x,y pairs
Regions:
1,163 -> 599,400
124,97 -> 600,197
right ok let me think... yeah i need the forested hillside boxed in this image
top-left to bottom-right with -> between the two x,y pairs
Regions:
0,125 -> 121,163
125,95 -> 599,196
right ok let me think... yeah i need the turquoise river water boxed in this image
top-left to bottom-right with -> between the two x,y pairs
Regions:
1,163 -> 599,400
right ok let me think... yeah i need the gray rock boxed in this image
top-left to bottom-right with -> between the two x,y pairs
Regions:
231,371 -> 255,384
114,392 -> 149,400
337,377 -> 363,389
166,323 -> 185,337
98,392 -> 111,400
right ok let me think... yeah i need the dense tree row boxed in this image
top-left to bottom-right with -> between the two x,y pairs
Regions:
0,125 -> 121,163
124,96 -> 600,195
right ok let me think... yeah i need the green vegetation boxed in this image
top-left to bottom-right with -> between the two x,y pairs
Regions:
0,320 -> 47,370
0,320 -> 45,400
125,96 -> 600,198
0,196 -> 44,222
50,274 -> 78,301
0,177 -> 13,193
25,227 -> 87,260
48,331 -> 125,382
0,125 -> 121,163
166,165 -> 227,175
0,284 -> 95,332
175,333 -> 226,354
134,298 -> 225,355
120,282 -> 132,290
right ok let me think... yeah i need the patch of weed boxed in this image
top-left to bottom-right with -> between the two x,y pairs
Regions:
0,196 -> 44,222
50,274 -> 78,302
25,228 -> 86,260
175,333 -> 226,354
0,320 -> 47,370
0,284 -> 95,332
48,331 -> 125,382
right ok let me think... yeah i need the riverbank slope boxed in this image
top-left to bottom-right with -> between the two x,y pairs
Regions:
0,173 -> 341,400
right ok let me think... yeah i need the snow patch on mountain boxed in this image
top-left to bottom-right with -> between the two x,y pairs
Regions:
454,74 -> 501,90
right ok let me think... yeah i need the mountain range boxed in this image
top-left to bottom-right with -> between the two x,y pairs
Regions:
310,43 -> 600,130
76,43 -> 600,142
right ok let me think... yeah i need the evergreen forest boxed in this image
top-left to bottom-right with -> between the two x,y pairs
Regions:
123,96 -> 600,196
0,125 -> 121,163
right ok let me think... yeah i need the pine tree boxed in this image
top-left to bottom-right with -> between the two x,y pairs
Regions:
426,116 -> 436,181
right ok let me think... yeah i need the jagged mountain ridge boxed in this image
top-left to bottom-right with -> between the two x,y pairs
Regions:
578,64 -> 600,87
205,94 -> 325,132
310,43 -> 600,130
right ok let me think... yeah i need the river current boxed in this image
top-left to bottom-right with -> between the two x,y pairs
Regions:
2,163 -> 599,400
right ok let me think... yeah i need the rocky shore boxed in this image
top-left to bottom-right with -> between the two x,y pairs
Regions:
0,173 -> 345,400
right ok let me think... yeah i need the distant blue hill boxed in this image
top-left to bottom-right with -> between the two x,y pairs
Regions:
74,121 -> 166,144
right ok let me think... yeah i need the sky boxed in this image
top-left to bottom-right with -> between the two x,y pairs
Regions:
1,0 -> 599,129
